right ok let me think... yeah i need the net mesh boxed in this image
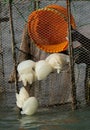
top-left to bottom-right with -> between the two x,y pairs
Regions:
0,0 -> 90,112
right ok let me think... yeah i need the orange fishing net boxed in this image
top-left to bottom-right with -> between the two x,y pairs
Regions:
28,4 -> 76,53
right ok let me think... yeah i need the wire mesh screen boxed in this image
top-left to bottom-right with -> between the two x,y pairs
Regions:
0,1 -> 14,110
71,0 -> 90,105
0,0 -> 90,112
0,0 -> 35,110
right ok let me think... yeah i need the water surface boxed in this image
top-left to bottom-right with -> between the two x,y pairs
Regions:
0,106 -> 90,130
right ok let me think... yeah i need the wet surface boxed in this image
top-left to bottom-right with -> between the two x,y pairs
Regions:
0,106 -> 90,130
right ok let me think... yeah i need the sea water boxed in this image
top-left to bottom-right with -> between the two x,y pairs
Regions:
0,106 -> 90,130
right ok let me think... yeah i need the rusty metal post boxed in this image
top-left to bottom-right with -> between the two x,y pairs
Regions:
67,0 -> 77,110
9,0 -> 19,94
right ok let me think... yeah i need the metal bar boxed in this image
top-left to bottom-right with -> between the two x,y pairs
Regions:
67,0 -> 77,110
9,0 -> 19,94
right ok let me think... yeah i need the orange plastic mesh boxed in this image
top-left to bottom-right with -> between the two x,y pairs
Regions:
28,4 -> 76,53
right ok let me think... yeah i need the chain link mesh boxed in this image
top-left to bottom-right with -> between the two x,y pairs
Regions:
0,0 -> 90,112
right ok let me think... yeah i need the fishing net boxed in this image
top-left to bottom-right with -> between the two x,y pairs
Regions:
0,0 -> 90,112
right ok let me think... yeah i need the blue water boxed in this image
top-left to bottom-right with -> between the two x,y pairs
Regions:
0,106 -> 90,130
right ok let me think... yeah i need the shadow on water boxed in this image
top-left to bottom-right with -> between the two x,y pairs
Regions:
0,105 -> 90,130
